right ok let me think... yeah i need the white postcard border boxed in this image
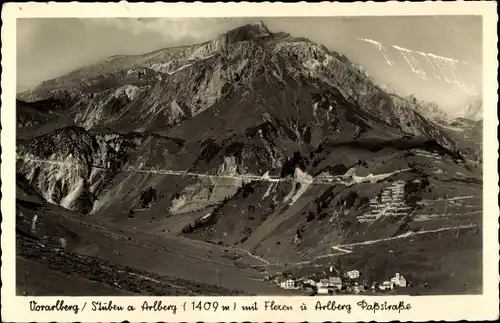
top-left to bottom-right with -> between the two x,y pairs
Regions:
2,2 -> 498,322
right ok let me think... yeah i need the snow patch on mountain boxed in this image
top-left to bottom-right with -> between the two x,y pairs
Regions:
169,100 -> 185,124
284,168 -> 314,205
60,178 -> 86,209
116,85 -> 140,101
463,97 -> 483,121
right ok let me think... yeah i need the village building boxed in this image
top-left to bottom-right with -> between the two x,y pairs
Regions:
347,283 -> 365,293
358,180 -> 411,222
279,278 -> 296,289
304,279 -> 317,286
317,278 -> 331,289
391,273 -> 407,287
344,270 -> 360,279
354,284 -> 366,293
378,281 -> 394,291
328,277 -> 342,290
317,287 -> 329,294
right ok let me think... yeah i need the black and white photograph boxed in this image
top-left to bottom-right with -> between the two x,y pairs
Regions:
10,12 -> 489,300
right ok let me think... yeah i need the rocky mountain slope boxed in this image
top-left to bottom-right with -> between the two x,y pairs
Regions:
16,21 -> 482,295
18,22 -> 458,145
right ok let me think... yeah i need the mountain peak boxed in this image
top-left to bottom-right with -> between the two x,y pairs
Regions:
222,20 -> 271,44
251,20 -> 270,31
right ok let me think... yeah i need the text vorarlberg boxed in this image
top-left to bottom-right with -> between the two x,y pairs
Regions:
28,298 -> 412,315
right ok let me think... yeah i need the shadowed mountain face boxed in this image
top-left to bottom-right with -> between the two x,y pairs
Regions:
16,22 -> 482,295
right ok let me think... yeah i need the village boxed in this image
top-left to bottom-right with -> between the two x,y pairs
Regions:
272,267 -> 408,295
358,180 -> 411,223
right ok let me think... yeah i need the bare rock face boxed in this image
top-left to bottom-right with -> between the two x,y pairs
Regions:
16,126 -> 143,213
169,156 -> 244,215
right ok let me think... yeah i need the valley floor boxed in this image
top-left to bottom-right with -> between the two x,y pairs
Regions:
16,201 -> 482,296
16,204 -> 304,296
16,236 -> 250,296
17,257 -> 135,296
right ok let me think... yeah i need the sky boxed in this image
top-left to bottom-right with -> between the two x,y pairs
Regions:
17,16 -> 482,113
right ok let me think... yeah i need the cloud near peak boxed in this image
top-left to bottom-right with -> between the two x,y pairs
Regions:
82,18 -> 250,44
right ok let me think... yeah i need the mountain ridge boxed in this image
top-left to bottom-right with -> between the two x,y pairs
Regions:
19,22 -> 463,146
